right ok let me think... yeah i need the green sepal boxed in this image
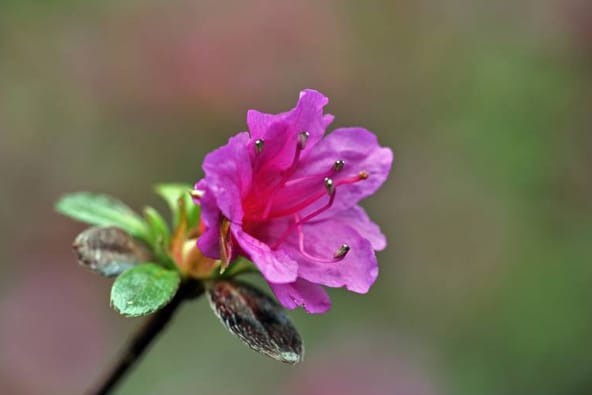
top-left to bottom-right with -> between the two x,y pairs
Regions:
110,263 -> 181,317
55,192 -> 150,241
154,183 -> 200,230
220,258 -> 258,279
143,207 -> 176,270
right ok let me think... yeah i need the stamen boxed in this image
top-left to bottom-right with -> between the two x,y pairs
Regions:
255,139 -> 265,154
298,131 -> 310,149
335,171 -> 370,187
270,176 -> 335,220
296,180 -> 336,224
261,132 -> 308,219
270,181 -> 337,249
267,189 -> 326,219
334,244 -> 350,260
324,177 -> 335,195
296,223 -> 349,263
283,161 -> 345,188
270,170 -> 369,220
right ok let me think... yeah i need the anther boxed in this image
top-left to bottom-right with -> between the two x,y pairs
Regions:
358,170 -> 369,180
333,160 -> 345,172
298,131 -> 310,149
324,177 -> 335,195
334,244 -> 350,260
255,139 -> 264,154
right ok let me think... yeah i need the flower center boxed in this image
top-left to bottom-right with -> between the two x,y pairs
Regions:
242,132 -> 368,263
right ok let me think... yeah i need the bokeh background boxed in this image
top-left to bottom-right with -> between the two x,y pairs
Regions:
1,1 -> 591,394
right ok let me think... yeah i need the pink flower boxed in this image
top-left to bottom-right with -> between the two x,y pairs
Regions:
194,90 -> 393,313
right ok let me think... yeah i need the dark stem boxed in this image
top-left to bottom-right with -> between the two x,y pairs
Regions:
89,280 -> 204,395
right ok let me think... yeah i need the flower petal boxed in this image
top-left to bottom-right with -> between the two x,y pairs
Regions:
231,224 -> 298,284
295,127 -> 393,217
194,179 -> 218,231
329,205 -> 387,251
246,89 -> 334,173
196,225 -> 221,259
285,218 -> 379,294
269,278 -> 331,314
194,179 -> 221,259
201,132 -> 252,222
247,89 -> 333,146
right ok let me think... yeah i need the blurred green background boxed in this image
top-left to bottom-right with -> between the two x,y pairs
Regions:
1,1 -> 591,394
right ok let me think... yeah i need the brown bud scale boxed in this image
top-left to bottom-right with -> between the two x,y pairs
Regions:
207,280 -> 303,364
73,226 -> 152,277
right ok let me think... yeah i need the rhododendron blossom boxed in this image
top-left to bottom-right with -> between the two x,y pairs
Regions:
194,89 -> 393,313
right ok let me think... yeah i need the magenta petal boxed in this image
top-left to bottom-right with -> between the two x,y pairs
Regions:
201,132 -> 252,222
231,224 -> 298,284
269,279 -> 331,314
194,178 -> 218,230
247,89 -> 332,146
196,226 -> 220,259
288,219 -> 379,294
330,205 -> 387,251
246,90 -> 334,173
194,179 -> 221,259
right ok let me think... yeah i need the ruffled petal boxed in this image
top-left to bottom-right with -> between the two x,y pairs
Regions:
328,205 -> 387,251
247,89 -> 332,146
269,278 -> 331,314
194,179 -> 221,259
282,218 -> 379,294
246,89 -> 334,174
294,127 -> 393,218
193,179 -> 218,231
231,223 -> 298,284
201,132 -> 252,222
196,225 -> 220,259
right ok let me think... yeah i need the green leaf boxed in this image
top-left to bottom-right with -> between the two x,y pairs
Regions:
110,263 -> 181,317
154,183 -> 200,230
143,207 -> 176,270
56,192 -> 150,241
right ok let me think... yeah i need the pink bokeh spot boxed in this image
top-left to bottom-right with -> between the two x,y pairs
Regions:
282,331 -> 440,395
0,263 -> 109,395
71,0 -> 350,112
